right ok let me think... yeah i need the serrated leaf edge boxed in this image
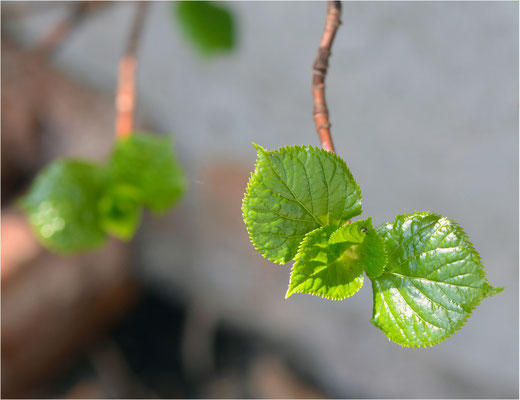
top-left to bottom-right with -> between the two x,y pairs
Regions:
242,143 -> 363,264
370,281 -> 496,348
252,143 -> 363,220
242,172 -> 296,264
286,224 -> 365,301
328,217 -> 372,244
363,227 -> 388,280
370,210 -> 503,348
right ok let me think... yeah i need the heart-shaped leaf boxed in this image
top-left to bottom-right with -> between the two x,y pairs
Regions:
371,212 -> 503,347
242,144 -> 362,264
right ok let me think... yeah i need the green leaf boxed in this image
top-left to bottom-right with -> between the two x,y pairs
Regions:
330,217 -> 387,279
242,144 -> 362,264
98,184 -> 142,241
109,133 -> 186,213
21,160 -> 107,253
286,218 -> 386,300
328,220 -> 367,245
371,212 -> 504,347
174,1 -> 235,56
360,224 -> 387,279
287,222 -> 366,300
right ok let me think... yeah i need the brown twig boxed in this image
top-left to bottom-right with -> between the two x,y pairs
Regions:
115,2 -> 149,139
34,2 -> 94,57
3,2 -> 69,22
312,0 -> 342,154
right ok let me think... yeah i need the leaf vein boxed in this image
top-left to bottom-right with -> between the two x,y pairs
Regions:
391,274 -> 464,314
424,254 -> 471,279
250,188 -> 318,225
262,153 -> 323,226
381,288 -> 414,343
393,284 -> 445,330
316,155 -> 330,224
384,272 -> 484,290
295,153 -> 316,216
392,246 -> 465,271
387,219 -> 441,260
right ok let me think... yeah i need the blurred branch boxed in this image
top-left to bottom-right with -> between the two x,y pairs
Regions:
1,2 -> 69,21
115,2 -> 149,139
312,0 -> 342,154
34,2 -> 107,58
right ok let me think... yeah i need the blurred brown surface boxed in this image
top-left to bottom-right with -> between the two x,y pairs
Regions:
1,209 -> 137,398
61,379 -> 108,399
1,32 -> 132,203
1,39 -> 43,199
2,21 -> 140,397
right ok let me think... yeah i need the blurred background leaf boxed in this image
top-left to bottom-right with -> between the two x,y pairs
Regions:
173,1 -> 235,56
98,184 -> 143,241
108,133 -> 186,214
20,133 -> 185,253
21,160 -> 107,253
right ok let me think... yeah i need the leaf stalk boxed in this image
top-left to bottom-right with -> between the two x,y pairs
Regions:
115,2 -> 149,139
312,0 -> 342,154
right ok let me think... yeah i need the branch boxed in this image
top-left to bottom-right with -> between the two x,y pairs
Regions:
4,3 -> 69,21
312,0 -> 342,154
115,2 -> 149,139
35,2 -> 96,57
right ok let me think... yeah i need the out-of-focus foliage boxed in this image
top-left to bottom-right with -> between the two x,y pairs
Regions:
21,133 -> 186,253
98,183 -> 142,240
21,160 -> 107,253
173,1 -> 235,56
242,143 -> 503,347
109,134 -> 185,213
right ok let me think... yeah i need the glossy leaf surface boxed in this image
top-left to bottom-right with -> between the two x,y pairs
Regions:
21,160 -> 107,253
371,212 -> 503,347
242,144 -> 362,264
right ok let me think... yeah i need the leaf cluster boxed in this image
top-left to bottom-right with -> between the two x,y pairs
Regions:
242,144 -> 503,347
21,133 -> 186,254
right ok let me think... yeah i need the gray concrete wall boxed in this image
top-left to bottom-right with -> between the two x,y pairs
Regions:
10,1 -> 518,397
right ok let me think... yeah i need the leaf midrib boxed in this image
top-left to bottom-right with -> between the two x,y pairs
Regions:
385,218 -> 441,260
262,153 -> 324,227
381,271 -> 485,290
